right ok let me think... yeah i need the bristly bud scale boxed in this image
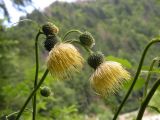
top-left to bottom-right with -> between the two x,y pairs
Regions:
44,35 -> 59,51
87,52 -> 105,69
42,22 -> 59,36
79,31 -> 95,48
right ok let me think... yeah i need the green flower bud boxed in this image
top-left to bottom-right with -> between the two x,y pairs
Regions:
87,52 -> 105,69
42,22 -> 59,36
79,31 -> 95,48
40,86 -> 51,97
44,35 -> 59,51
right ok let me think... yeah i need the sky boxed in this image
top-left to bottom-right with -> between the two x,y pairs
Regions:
0,0 -> 76,24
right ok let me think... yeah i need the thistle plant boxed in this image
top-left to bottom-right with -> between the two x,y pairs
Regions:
4,21 -> 160,120
113,38 -> 160,120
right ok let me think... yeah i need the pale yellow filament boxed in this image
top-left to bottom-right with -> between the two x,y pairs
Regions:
47,43 -> 84,80
90,61 -> 130,96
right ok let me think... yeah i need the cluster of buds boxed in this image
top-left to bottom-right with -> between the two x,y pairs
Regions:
42,22 -> 60,51
41,22 -> 130,96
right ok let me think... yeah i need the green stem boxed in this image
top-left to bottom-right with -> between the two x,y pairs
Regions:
33,31 -> 43,120
112,38 -> 160,120
143,57 -> 158,100
136,79 -> 160,120
6,109 -> 32,119
67,39 -> 93,54
62,30 -> 82,41
16,69 -> 49,120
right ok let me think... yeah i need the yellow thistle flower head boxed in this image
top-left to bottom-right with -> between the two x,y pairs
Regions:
90,61 -> 130,96
47,43 -> 84,80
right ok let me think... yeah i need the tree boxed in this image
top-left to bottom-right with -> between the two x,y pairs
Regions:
0,0 -> 32,21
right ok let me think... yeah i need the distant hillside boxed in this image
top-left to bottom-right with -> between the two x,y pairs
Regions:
20,0 -> 160,64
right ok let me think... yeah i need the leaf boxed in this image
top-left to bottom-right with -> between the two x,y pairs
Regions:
141,70 -> 160,74
149,86 -> 160,109
106,56 -> 132,68
123,77 -> 145,91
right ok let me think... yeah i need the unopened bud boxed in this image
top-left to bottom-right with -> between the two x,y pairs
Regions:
79,31 -> 95,48
40,86 -> 51,97
42,22 -> 59,36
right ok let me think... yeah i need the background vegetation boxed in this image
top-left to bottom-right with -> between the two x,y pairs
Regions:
0,0 -> 160,119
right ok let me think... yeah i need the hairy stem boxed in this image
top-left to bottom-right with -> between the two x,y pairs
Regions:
143,57 -> 158,100
16,69 -> 49,120
136,79 -> 160,120
69,39 -> 93,54
62,30 -> 82,41
113,38 -> 160,120
32,31 -> 43,120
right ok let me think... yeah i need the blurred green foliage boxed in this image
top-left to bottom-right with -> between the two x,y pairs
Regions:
1,0 -> 160,119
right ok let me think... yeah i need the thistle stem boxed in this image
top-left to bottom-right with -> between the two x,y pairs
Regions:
113,38 -> 160,120
62,30 -> 82,41
6,108 -> 32,119
68,39 -> 93,54
32,31 -> 43,120
136,78 -> 160,120
16,69 -> 49,120
143,57 -> 159,100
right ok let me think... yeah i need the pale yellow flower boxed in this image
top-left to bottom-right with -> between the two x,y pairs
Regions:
90,61 -> 130,96
47,43 -> 84,79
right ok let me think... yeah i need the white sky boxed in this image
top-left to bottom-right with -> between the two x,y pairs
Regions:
0,0 -> 76,24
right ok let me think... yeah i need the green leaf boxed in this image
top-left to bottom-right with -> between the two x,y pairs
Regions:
106,56 -> 132,68
123,77 -> 145,91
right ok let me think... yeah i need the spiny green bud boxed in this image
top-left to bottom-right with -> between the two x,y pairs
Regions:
87,52 -> 105,69
44,35 -> 59,51
42,22 -> 59,36
40,86 -> 51,97
79,31 -> 95,48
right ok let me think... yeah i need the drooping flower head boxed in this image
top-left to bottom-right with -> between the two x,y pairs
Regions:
47,43 -> 84,80
88,52 -> 130,96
